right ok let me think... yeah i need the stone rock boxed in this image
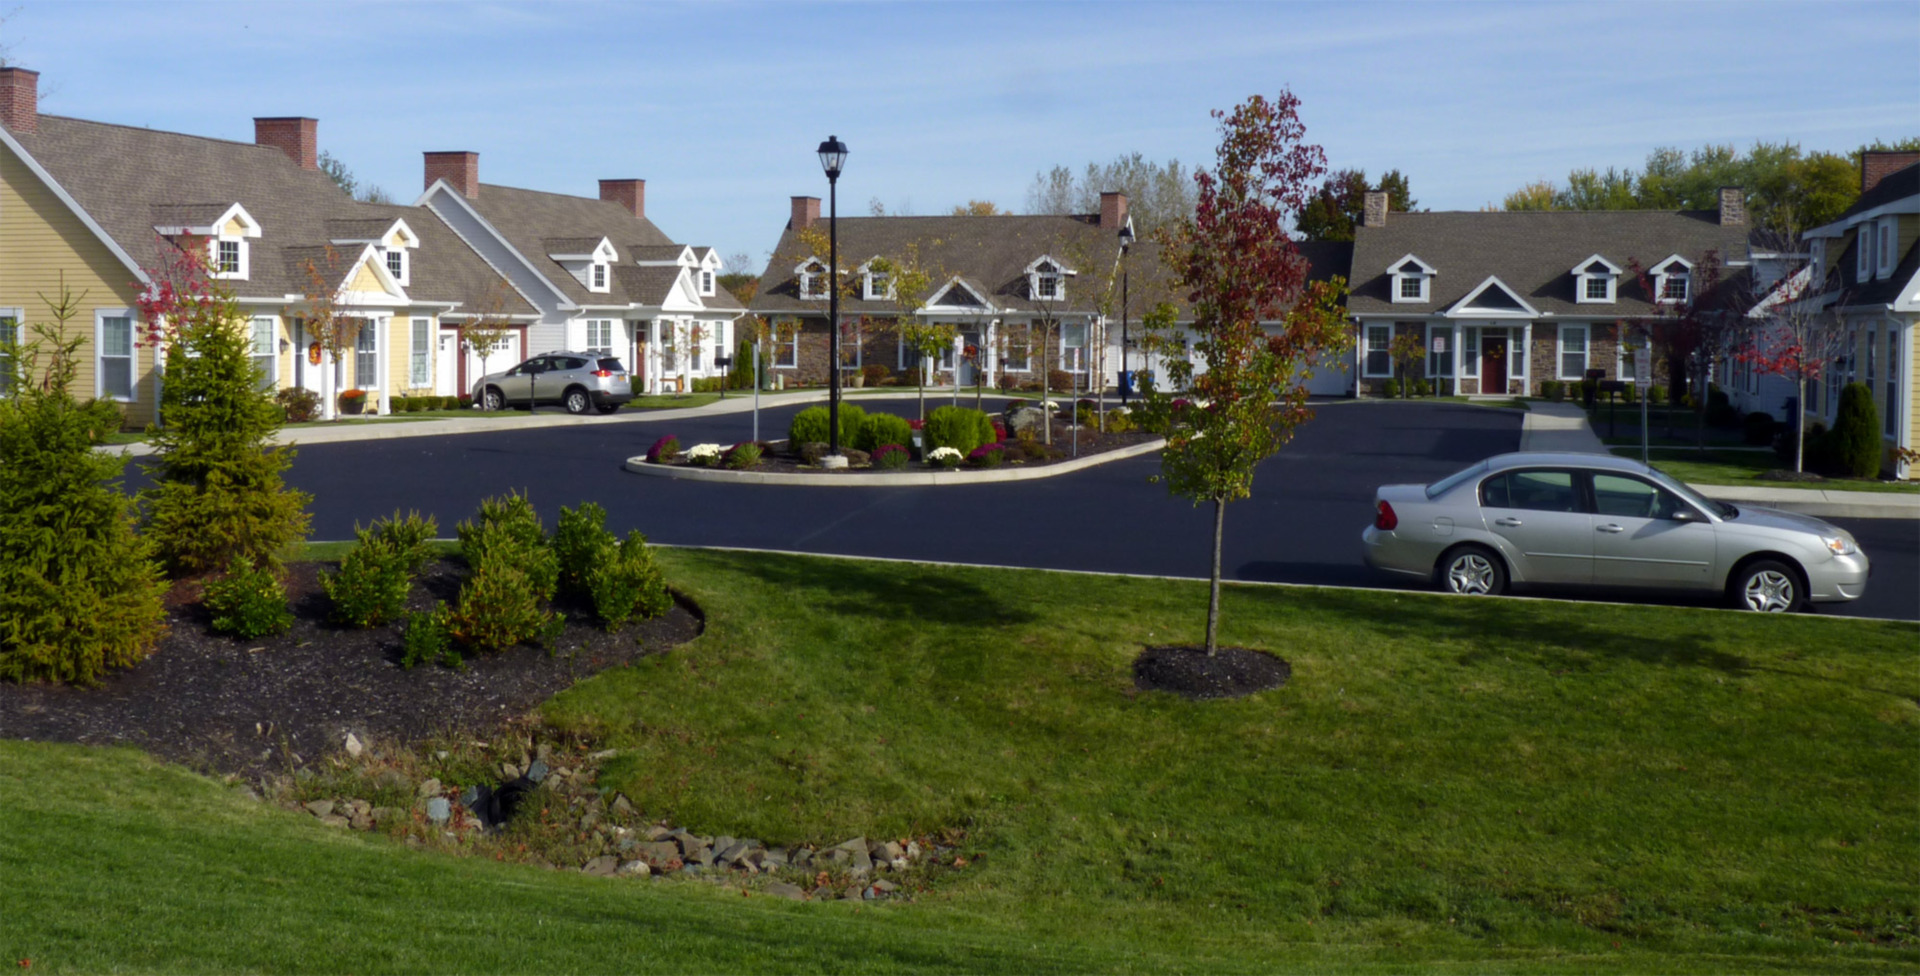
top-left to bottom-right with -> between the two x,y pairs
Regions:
810,886 -> 837,901
646,824 -> 673,841
461,786 -> 482,809
371,807 -> 403,827
905,841 -> 921,859
425,797 -> 451,825
791,849 -> 813,868
318,814 -> 350,829
611,794 -> 635,817
635,842 -> 681,868
717,842 -> 750,866
303,800 -> 335,819
765,881 -> 806,901
1005,405 -> 1046,437
499,762 -> 520,781
842,885 -> 864,901
536,743 -> 553,763
525,759 -> 550,785
579,806 -> 601,831
343,733 -> 364,759
691,847 -> 715,868
617,860 -> 650,878
761,848 -> 789,868
349,812 -> 374,831
617,836 -> 637,853
582,855 -> 619,877
876,840 -> 903,863
416,778 -> 442,799
872,879 -> 897,894
713,835 -> 737,855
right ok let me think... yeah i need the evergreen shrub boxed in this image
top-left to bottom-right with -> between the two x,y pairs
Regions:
205,559 -> 293,639
925,405 -> 992,455
1833,382 -> 1882,478
400,604 -> 459,670
857,412 -> 912,452
322,511 -> 438,628
457,492 -> 557,602
276,388 -> 322,423
788,403 -> 866,447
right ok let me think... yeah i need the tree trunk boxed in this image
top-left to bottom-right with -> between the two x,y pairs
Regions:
1206,496 -> 1225,656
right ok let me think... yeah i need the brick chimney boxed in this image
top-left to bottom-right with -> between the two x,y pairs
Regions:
254,117 -> 317,170
1362,191 -> 1388,228
1099,191 -> 1129,229
599,179 -> 645,220
1862,151 -> 1920,194
0,67 -> 39,135
1718,187 -> 1746,226
425,151 -> 479,199
791,195 -> 820,230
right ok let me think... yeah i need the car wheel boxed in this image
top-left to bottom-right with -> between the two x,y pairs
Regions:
1730,559 -> 1805,613
1437,545 -> 1507,597
563,387 -> 591,415
595,403 -> 619,415
481,386 -> 504,411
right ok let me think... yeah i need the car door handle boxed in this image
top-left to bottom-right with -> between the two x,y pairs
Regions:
1597,524 -> 1625,534
1494,517 -> 1523,527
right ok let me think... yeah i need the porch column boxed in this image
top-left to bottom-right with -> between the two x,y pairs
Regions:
1520,322 -> 1534,397
376,317 -> 391,415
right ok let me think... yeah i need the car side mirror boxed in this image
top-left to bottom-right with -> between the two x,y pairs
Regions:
1670,508 -> 1700,523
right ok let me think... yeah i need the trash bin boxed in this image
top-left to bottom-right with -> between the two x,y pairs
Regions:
1119,370 -> 1136,399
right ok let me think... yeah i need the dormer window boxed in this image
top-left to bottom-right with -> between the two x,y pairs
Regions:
1877,218 -> 1897,278
1388,254 -> 1435,304
1572,254 -> 1621,304
216,240 -> 242,275
383,247 -> 410,286
591,261 -> 609,292
797,258 -> 828,300
862,261 -> 892,301
700,271 -> 715,296
1651,256 -> 1692,304
1026,256 -> 1072,302
1856,226 -> 1874,282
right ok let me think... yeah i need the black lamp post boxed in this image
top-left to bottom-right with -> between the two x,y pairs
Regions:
1118,218 -> 1135,404
818,135 -> 849,468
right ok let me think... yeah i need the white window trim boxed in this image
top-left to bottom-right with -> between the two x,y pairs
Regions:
773,329 -> 799,369
409,317 -> 432,388
1388,254 -> 1435,305
864,270 -> 893,301
589,261 -> 610,294
354,320 -> 381,391
1362,324 -> 1393,378
1026,255 -> 1073,303
1001,323 -> 1032,372
385,248 -> 411,287
1,306 -> 23,396
1855,227 -> 1874,282
1572,254 -> 1622,305
210,238 -> 249,280
252,315 -> 281,390
1460,326 -> 1480,378
700,270 -> 715,297
95,308 -> 138,402
1652,256 -> 1692,304
837,321 -> 862,370
1556,323 -> 1590,380
1877,219 -> 1897,278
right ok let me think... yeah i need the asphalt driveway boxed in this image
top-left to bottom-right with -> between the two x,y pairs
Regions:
132,396 -> 1919,622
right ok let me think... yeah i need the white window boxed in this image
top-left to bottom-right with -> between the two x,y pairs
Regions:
409,317 -> 431,387
1856,228 -> 1874,282
355,323 -> 378,389
1879,219 -> 1897,277
97,310 -> 135,401
1585,277 -> 1609,300
590,262 -> 609,292
211,238 -> 247,279
1001,324 -> 1031,372
864,269 -> 891,301
1572,255 -> 1621,305
1061,322 -> 1087,372
798,260 -> 827,300
252,316 -> 278,391
1399,277 -> 1423,299
1363,324 -> 1391,377
689,325 -> 705,371
1558,324 -> 1589,379
585,319 -> 615,357
385,248 -> 410,286
1460,326 -> 1480,378
1030,260 -> 1065,302
897,334 -> 922,371
1886,330 -> 1900,438
1651,256 -> 1692,304
0,308 -> 20,396
1809,238 -> 1826,286
838,320 -> 862,369
1389,255 -> 1434,304
700,271 -> 715,296
774,326 -> 798,368
1425,324 -> 1453,377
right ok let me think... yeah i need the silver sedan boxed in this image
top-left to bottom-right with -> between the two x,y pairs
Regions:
1361,452 -> 1869,612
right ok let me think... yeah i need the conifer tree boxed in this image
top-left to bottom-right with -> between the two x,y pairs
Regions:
139,240 -> 311,575
0,279 -> 166,683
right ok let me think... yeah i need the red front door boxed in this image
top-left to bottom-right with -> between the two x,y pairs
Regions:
1481,335 -> 1508,395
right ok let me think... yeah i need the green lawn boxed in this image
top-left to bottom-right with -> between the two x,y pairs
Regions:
4,550 -> 1915,972
1617,447 -> 1920,494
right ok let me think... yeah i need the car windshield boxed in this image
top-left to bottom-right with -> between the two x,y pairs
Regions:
1641,465 -> 1735,519
1426,460 -> 1489,500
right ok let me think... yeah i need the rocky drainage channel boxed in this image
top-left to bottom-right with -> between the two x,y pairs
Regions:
294,737 -> 953,903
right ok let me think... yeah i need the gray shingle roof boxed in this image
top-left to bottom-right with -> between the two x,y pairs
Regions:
629,244 -> 688,263
15,115 -> 532,316
461,183 -> 676,307
1832,162 -> 1919,224
1347,209 -> 1751,317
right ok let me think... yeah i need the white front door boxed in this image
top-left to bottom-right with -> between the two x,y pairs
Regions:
435,332 -> 459,397
292,321 -> 324,395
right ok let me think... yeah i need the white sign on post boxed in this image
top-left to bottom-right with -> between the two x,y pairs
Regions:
1633,347 -> 1652,386
1430,335 -> 1447,354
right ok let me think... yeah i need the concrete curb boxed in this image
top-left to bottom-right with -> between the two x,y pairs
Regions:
1687,484 -> 1920,520
625,438 -> 1165,487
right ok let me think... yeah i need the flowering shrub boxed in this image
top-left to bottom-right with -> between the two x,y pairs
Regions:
968,443 -> 1006,468
872,444 -> 910,469
990,420 -> 1006,442
685,443 -> 724,467
723,442 -> 764,469
645,435 -> 681,463
1042,400 -> 1062,411
927,446 -> 963,469
908,419 -> 924,431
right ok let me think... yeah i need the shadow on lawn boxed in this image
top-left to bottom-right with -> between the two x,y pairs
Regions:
1247,586 -> 1754,677
705,549 -> 1039,627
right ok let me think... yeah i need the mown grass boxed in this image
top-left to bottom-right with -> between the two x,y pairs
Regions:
1614,447 -> 1920,494
4,550 -> 1915,972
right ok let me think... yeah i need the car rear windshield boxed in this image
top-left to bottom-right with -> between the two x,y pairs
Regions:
1425,460 -> 1489,500
597,358 -> 626,373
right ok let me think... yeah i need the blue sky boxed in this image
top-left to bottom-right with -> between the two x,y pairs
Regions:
9,1 -> 1917,271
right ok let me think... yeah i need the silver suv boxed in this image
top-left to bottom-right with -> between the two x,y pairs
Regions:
473,352 -> 633,415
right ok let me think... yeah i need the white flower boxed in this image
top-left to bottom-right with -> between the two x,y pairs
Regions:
927,447 -> 962,462
1112,406 -> 1132,415
1042,400 -> 1061,410
686,443 -> 724,461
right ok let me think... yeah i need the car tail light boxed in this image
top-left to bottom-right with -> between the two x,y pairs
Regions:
592,369 -> 613,378
1374,500 -> 1398,531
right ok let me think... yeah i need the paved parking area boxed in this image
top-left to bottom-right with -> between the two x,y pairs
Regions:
129,396 -> 1918,622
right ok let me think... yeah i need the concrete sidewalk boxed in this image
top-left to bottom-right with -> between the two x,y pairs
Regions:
1522,400 -> 1916,519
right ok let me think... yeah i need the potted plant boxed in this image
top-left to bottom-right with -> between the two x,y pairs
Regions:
338,388 -> 367,416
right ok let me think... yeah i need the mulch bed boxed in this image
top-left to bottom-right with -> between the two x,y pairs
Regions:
0,558 -> 701,780
1133,645 -> 1291,700
651,418 -> 1158,475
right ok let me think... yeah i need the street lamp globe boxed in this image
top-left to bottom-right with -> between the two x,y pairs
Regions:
817,136 -> 848,180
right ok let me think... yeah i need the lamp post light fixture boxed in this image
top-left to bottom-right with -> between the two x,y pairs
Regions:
1118,217 -> 1135,404
818,135 -> 849,469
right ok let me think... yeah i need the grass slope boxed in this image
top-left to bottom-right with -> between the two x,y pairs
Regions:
4,550 -> 1915,972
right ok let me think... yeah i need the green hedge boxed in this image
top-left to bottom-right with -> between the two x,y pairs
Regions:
857,412 -> 913,451
788,403 -> 867,447
1833,382 -> 1882,478
925,406 -> 995,455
